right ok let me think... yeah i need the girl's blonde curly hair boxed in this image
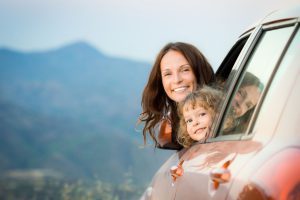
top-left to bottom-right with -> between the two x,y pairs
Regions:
177,86 -> 223,148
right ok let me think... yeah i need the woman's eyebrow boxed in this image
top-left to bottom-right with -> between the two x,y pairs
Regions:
161,68 -> 171,72
179,64 -> 190,68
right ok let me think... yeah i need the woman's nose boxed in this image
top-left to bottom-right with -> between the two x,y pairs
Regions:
240,104 -> 248,116
173,72 -> 183,83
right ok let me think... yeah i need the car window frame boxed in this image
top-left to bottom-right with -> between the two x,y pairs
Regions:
207,25 -> 262,142
207,19 -> 299,143
243,21 -> 300,140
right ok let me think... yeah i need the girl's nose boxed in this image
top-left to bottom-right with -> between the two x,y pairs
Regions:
193,120 -> 200,126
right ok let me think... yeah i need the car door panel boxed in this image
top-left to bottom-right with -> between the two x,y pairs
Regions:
174,140 -> 262,199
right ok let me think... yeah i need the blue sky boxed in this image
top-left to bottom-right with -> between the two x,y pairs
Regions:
0,0 -> 299,69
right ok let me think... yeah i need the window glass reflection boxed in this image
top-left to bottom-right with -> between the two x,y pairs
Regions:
220,26 -> 295,136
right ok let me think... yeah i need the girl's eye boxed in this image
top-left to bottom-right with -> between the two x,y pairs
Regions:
185,119 -> 192,124
199,112 -> 206,117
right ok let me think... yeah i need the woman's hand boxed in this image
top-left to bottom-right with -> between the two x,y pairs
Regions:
158,119 -> 172,146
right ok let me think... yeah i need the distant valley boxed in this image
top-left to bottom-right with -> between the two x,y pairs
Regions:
0,41 -> 173,192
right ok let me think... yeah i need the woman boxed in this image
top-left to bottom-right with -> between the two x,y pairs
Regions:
222,71 -> 263,135
138,42 -> 215,149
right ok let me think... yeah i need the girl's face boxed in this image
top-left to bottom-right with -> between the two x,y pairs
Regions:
183,104 -> 213,142
160,50 -> 197,102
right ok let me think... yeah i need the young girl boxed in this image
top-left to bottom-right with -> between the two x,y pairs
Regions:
177,86 -> 223,148
169,86 -> 222,183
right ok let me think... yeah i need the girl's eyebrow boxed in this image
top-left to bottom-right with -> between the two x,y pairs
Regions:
183,111 -> 192,119
184,117 -> 191,121
183,113 -> 191,119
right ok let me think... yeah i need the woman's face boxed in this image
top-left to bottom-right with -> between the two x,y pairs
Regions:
232,85 -> 261,117
160,50 -> 197,102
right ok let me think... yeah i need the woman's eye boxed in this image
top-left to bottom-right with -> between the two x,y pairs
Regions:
237,90 -> 242,96
182,68 -> 190,72
238,89 -> 246,98
162,73 -> 171,77
246,102 -> 253,110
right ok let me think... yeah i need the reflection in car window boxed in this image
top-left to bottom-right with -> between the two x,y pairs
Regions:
219,26 -> 295,136
252,26 -> 300,132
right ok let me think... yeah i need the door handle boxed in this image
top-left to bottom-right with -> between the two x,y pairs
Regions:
209,160 -> 231,189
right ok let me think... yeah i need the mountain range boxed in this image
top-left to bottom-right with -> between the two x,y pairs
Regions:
0,41 -> 173,189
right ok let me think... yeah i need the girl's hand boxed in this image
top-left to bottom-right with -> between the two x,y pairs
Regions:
170,160 -> 184,182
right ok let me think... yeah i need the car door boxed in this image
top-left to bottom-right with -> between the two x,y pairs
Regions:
173,19 -> 299,200
227,21 -> 300,200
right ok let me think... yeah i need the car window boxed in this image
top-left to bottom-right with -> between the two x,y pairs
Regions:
218,25 -> 295,136
216,36 -> 249,82
251,26 -> 300,134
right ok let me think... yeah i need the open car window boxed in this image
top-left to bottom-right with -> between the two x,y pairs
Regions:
216,36 -> 249,83
217,25 -> 296,137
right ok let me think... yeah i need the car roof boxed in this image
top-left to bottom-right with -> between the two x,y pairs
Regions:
241,4 -> 300,36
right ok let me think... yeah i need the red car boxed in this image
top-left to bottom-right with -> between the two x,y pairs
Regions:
141,4 -> 300,200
